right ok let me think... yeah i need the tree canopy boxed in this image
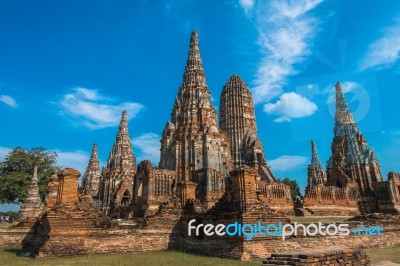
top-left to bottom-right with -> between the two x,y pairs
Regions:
0,147 -> 58,204
278,177 -> 302,201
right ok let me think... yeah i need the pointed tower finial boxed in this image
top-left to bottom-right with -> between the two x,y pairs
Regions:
119,110 -> 128,133
183,30 -> 205,85
90,143 -> 98,160
310,140 -> 322,167
105,110 -> 136,170
335,82 -> 355,125
190,31 -> 199,48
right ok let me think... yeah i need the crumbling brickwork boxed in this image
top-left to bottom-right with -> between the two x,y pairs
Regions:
220,75 -> 267,170
11,31 -> 400,262
133,160 -> 178,216
155,31 -> 291,214
8,168 -> 400,259
372,172 -> 400,213
306,140 -> 327,190
326,83 -> 382,190
158,32 -> 233,209
303,185 -> 359,216
262,247 -> 370,266
79,143 -> 101,199
44,173 -> 58,211
97,111 -> 136,217
23,168 -> 112,257
303,82 -> 400,216
219,74 -> 292,212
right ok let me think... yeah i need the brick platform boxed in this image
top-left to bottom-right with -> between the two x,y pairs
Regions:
262,246 -> 369,266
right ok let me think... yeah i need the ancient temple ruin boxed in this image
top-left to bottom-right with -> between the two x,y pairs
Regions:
303,82 -> 400,215
158,31 -> 232,209
326,82 -> 382,190
97,111 -> 136,217
13,31 -> 400,261
132,31 -> 292,215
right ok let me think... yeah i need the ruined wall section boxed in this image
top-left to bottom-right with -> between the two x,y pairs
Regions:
303,185 -> 360,216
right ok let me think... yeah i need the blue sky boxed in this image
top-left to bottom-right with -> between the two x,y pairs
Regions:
1,0 -> 400,211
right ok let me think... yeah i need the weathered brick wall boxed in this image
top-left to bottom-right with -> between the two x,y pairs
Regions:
56,168 -> 80,205
2,218 -> 400,260
303,185 -> 360,216
133,161 -> 179,216
302,205 -> 360,216
372,173 -> 400,214
262,247 -> 369,266
3,167 -> 398,260
168,212 -> 400,260
44,174 -> 59,211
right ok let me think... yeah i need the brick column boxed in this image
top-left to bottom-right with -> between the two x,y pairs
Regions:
231,167 -> 258,212
57,168 -> 80,205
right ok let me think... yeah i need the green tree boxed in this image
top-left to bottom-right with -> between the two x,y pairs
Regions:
0,147 -> 58,204
278,177 -> 301,201
0,211 -> 18,219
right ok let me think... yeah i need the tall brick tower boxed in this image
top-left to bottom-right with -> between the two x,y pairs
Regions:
98,111 -> 136,215
219,74 -> 276,182
306,140 -> 327,190
326,82 -> 382,193
159,31 -> 233,204
80,143 -> 101,198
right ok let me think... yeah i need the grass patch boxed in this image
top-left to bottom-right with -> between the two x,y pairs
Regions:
366,246 -> 400,264
0,248 -> 260,266
290,216 -> 352,223
1,245 -> 398,265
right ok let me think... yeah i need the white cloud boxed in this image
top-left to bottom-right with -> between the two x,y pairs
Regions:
239,0 -> 255,13
263,92 -> 317,122
269,155 -> 308,171
56,150 -> 90,178
59,87 -> 144,129
359,18 -> 400,70
0,95 -> 17,108
131,133 -> 160,164
0,147 -> 11,162
242,0 -> 323,103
